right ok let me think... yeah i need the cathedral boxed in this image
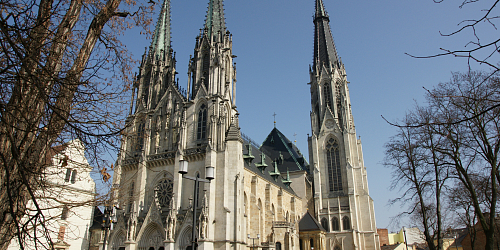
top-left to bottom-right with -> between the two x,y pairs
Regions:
108,0 -> 380,250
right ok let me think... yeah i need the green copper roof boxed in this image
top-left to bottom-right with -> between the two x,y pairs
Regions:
150,0 -> 171,58
204,0 -> 226,38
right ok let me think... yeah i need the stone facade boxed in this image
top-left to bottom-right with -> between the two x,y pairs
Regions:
307,0 -> 380,249
7,139 -> 96,250
107,0 -> 379,250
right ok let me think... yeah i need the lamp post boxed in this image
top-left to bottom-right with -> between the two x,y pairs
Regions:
403,227 -> 409,250
247,234 -> 260,250
179,160 -> 214,250
102,205 -> 120,250
454,234 -> 459,250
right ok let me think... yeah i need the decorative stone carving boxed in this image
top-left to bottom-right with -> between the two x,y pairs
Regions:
199,193 -> 209,239
165,199 -> 177,240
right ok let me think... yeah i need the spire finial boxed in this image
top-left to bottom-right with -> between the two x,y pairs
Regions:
315,0 -> 328,19
313,0 -> 340,71
273,112 -> 277,128
149,0 -> 171,60
204,0 -> 226,39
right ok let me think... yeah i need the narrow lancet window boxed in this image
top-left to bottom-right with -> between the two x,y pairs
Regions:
323,82 -> 333,110
197,104 -> 207,140
326,138 -> 342,192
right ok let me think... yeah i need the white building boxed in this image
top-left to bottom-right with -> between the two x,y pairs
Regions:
8,139 -> 96,250
108,0 -> 379,249
307,0 -> 381,249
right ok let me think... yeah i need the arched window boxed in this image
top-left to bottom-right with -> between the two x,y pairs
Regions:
321,217 -> 329,231
323,82 -> 333,110
197,104 -> 207,140
276,242 -> 282,250
136,122 -> 145,151
336,82 -> 344,128
64,168 -> 71,182
326,138 -> 342,192
202,52 -> 210,89
155,178 -> 174,210
342,216 -> 350,230
334,246 -> 341,250
331,217 -> 340,231
128,181 -> 135,213
70,170 -> 77,184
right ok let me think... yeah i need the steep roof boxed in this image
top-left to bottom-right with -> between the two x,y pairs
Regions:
299,211 -> 325,232
260,127 -> 309,174
204,0 -> 226,39
149,0 -> 171,60
241,134 -> 297,196
313,0 -> 340,71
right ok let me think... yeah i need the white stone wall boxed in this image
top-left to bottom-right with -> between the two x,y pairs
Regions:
8,139 -> 95,250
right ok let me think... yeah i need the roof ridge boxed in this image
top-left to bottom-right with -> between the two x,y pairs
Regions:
274,128 -> 304,171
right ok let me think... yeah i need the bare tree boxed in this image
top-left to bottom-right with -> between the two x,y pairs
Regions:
0,0 -> 154,248
385,70 -> 500,250
409,0 -> 500,73
384,110 -> 448,250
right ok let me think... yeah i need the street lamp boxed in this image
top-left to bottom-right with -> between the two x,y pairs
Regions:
179,160 -> 214,250
248,234 -> 260,250
454,233 -> 459,250
102,205 -> 120,250
403,227 -> 409,250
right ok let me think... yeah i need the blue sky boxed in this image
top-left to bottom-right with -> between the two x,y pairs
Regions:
116,0 -> 497,231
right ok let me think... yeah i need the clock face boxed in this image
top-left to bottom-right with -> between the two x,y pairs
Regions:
155,178 -> 173,208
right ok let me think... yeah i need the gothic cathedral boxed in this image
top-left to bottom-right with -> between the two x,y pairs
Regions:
108,0 -> 380,250
308,0 -> 380,249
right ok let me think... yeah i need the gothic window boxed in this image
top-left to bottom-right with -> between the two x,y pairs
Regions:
326,138 -> 342,192
323,82 -> 333,110
321,217 -> 329,231
315,104 -> 320,131
342,216 -> 351,230
136,122 -> 145,151
202,52 -> 210,89
331,217 -> 340,231
155,178 -> 174,210
128,182 -> 135,213
336,82 -> 344,128
197,104 -> 207,140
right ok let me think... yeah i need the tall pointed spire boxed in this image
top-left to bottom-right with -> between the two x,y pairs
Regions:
204,0 -> 226,39
313,0 -> 340,71
150,0 -> 171,60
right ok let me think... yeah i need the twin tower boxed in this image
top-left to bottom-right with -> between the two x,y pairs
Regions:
110,0 -> 380,250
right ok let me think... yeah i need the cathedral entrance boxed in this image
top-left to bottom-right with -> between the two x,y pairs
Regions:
178,226 -> 193,250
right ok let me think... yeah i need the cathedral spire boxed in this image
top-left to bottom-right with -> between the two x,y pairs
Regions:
150,0 -> 171,60
204,0 -> 226,39
313,0 -> 340,71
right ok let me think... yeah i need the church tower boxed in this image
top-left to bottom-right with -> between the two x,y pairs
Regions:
307,0 -> 380,249
110,0 -> 243,249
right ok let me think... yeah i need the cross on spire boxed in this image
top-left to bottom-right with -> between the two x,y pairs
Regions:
273,112 -> 277,127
